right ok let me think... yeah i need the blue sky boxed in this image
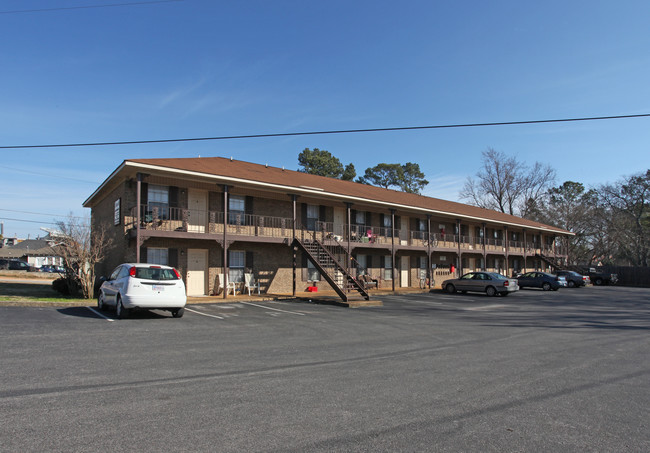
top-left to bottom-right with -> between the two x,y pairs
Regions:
1,0 -> 649,239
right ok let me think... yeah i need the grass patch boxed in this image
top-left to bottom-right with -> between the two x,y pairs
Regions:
0,281 -> 89,304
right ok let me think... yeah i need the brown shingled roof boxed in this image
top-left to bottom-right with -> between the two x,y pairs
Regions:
123,156 -> 569,234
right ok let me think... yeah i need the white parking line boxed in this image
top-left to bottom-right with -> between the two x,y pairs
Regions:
185,307 -> 224,319
86,307 -> 115,322
241,302 -> 306,315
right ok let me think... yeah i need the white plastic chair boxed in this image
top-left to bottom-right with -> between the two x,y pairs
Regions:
218,273 -> 237,295
244,273 -> 260,295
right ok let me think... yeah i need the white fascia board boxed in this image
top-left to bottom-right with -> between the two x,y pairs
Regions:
120,161 -> 572,236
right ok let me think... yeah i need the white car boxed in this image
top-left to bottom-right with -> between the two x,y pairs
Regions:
98,263 -> 186,318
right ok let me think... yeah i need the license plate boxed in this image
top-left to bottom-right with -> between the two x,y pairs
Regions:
152,285 -> 165,291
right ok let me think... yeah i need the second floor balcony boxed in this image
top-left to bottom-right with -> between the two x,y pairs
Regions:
127,205 -> 567,256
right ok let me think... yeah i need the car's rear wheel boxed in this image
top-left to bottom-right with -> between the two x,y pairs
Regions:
568,280 -> 576,288
594,277 -> 603,286
172,308 -> 184,318
445,284 -> 456,294
115,296 -> 129,319
97,293 -> 105,311
542,282 -> 551,291
486,286 -> 497,297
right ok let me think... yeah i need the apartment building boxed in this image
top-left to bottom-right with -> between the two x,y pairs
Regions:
84,157 -> 571,301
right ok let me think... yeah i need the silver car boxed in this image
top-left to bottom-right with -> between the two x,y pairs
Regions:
442,271 -> 519,297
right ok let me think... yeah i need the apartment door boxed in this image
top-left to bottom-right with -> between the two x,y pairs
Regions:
186,249 -> 207,296
188,189 -> 207,233
400,256 -> 409,287
333,207 -> 345,237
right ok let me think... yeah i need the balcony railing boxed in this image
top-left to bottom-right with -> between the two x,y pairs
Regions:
126,206 -> 568,256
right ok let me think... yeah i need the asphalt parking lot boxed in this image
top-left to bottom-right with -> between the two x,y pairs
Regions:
1,286 -> 649,452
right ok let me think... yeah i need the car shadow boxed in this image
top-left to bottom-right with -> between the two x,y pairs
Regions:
57,307 -> 170,319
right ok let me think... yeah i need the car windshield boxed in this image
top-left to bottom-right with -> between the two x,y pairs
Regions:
134,267 -> 179,281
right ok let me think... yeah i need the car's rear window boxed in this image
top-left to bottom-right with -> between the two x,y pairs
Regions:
134,267 -> 179,280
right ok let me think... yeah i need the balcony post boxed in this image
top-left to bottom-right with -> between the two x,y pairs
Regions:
292,194 -> 297,297
136,173 -> 142,263
223,185 -> 229,299
391,209 -> 396,292
504,226 -> 509,274
427,214 -> 431,289
346,203 -> 352,279
523,229 -> 527,273
456,219 -> 461,277
482,222 -> 487,270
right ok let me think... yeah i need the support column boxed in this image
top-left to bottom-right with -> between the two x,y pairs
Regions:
482,222 -> 487,271
391,209 -> 396,292
456,219 -> 461,277
223,185 -> 229,299
136,173 -> 142,263
504,226 -> 509,275
292,194 -> 297,297
426,214 -> 431,290
346,203 -> 352,281
523,229 -> 527,273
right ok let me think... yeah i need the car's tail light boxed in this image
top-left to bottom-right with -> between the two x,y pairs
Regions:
173,268 -> 181,279
504,280 -> 509,286
129,266 -> 136,277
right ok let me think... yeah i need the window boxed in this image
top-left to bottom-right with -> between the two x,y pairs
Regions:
419,256 -> 427,280
306,204 -> 319,230
418,219 -> 426,231
383,255 -> 392,280
147,248 -> 168,265
148,185 -> 169,219
228,195 -> 246,225
356,254 -> 367,276
383,215 -> 392,229
355,210 -> 366,225
229,250 -> 245,283
307,260 -> 320,281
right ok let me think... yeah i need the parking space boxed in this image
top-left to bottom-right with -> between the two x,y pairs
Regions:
1,286 -> 648,452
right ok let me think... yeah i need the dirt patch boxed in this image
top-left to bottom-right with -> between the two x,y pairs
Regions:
0,281 -> 88,306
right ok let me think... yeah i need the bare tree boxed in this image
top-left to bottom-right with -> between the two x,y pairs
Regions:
597,170 -> 650,266
460,148 -> 556,217
54,215 -> 112,299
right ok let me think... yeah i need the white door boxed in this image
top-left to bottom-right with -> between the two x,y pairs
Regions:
186,249 -> 207,296
188,189 -> 207,233
400,256 -> 409,287
333,207 -> 345,237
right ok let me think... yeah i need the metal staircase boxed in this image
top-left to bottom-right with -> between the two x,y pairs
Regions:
536,253 -> 582,273
294,228 -> 369,302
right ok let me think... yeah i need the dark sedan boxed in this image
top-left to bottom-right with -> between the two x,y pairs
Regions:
517,271 -> 565,291
555,270 -> 587,288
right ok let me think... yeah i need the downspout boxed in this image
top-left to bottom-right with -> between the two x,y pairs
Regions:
456,219 -> 461,277
482,222 -> 487,271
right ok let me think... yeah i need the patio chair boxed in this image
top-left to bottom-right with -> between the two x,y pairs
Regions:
361,274 -> 378,290
244,273 -> 261,295
217,273 -> 237,295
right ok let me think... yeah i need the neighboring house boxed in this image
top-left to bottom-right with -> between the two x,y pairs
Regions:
0,239 -> 62,268
0,237 -> 22,248
83,157 -> 572,301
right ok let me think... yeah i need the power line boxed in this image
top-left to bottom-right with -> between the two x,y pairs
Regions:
0,217 -> 62,226
0,209 -> 87,220
0,0 -> 182,15
0,165 -> 99,184
1,113 -> 648,150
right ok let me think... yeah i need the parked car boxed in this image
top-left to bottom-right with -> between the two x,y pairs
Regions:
517,271 -> 566,291
98,263 -> 186,319
555,270 -> 588,288
442,271 -> 519,296
40,265 -> 65,274
0,259 -> 35,271
585,267 -> 618,286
